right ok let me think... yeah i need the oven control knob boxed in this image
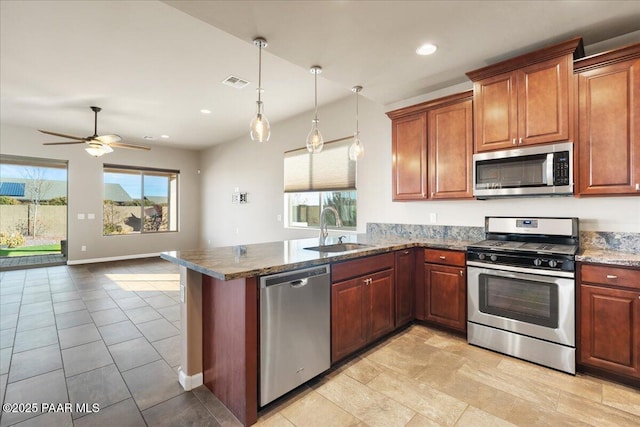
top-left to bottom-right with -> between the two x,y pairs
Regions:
534,258 -> 543,266
490,254 -> 498,262
478,253 -> 485,260
548,260 -> 557,268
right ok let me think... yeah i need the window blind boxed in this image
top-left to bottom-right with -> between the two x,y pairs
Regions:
284,136 -> 356,192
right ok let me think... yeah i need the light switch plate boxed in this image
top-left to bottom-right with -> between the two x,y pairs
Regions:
87,213 -> 95,220
77,213 -> 85,220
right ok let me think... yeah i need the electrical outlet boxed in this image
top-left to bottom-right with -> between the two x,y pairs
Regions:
81,245 -> 87,252
430,213 -> 437,223
235,227 -> 240,235
277,214 -> 282,222
77,213 -> 85,220
87,213 -> 95,220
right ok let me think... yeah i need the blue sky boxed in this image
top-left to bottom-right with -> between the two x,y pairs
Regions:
104,172 -> 168,198
0,164 -> 168,197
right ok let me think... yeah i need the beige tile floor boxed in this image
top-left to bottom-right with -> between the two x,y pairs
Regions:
256,325 -> 640,427
2,258 -> 639,426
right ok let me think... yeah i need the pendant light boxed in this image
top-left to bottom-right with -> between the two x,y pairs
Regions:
249,37 -> 270,142
306,65 -> 324,153
349,85 -> 365,161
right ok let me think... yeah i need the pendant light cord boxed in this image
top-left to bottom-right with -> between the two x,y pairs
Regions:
356,90 -> 359,133
314,71 -> 318,121
257,44 -> 262,104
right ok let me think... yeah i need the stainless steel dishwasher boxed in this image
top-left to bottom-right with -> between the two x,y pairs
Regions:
260,264 -> 330,406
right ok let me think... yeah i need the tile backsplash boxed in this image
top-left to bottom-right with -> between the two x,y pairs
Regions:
367,223 -> 639,254
580,231 -> 640,254
366,223 -> 484,242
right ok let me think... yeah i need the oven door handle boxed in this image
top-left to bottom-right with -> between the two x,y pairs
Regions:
466,261 -> 575,279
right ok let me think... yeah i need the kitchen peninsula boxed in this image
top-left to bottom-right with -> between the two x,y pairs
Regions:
160,233 -> 473,426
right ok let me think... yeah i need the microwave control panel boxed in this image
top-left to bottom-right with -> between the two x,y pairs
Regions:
553,152 -> 571,185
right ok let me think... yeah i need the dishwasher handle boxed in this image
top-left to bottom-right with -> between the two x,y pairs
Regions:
290,279 -> 308,288
260,265 -> 330,289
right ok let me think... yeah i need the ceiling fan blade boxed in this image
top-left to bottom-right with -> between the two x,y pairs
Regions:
38,129 -> 87,140
110,142 -> 151,151
94,134 -> 122,144
43,141 -> 87,145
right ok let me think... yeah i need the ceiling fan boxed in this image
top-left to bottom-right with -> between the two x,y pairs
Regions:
39,106 -> 150,157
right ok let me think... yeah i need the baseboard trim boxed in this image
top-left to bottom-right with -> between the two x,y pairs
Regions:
178,368 -> 203,391
66,252 -> 162,265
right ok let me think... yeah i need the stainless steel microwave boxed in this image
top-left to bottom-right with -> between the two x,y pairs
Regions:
473,142 -> 573,199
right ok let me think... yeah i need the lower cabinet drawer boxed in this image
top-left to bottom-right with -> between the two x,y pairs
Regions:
581,264 -> 640,291
332,252 -> 394,283
424,249 -> 465,266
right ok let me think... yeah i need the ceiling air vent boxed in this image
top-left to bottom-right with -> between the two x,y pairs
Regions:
222,75 -> 250,89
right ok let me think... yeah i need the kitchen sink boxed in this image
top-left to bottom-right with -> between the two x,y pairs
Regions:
304,243 -> 371,253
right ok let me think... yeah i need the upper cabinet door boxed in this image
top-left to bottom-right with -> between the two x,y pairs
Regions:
576,47 -> 640,196
467,37 -> 582,153
392,112 -> 428,200
428,98 -> 474,199
473,73 -> 517,152
517,56 -> 571,145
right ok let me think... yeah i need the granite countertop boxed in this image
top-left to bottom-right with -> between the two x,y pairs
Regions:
576,248 -> 640,268
161,234 -> 472,280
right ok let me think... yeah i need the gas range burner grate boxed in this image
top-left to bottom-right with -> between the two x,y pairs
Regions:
469,240 -> 578,255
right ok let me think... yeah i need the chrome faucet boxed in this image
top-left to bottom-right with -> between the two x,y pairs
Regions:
319,206 -> 343,246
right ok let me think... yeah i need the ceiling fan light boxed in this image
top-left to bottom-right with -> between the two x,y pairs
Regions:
85,146 -> 106,157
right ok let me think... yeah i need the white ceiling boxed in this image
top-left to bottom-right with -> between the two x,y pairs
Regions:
1,1 -> 639,151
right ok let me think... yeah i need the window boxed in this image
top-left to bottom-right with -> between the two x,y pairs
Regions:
0,155 -> 68,256
284,137 -> 356,230
103,165 -> 178,235
287,191 -> 356,229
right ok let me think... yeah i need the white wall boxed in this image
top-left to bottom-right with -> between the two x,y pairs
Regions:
1,123 -> 201,262
200,92 -> 640,248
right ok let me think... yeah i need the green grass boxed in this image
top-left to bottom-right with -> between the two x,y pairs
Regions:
0,244 -> 61,257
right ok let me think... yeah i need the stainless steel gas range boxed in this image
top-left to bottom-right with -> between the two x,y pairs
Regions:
466,216 -> 579,374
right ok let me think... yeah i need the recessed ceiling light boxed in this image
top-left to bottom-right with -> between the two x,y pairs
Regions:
160,135 -> 169,139
416,43 -> 437,56
200,109 -> 211,114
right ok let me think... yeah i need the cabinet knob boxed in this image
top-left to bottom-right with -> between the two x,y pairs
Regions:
512,138 -> 517,145
636,183 -> 639,191
403,250 -> 409,255
439,255 -> 446,260
518,137 -> 523,145
606,275 -> 618,279
459,270 -> 464,276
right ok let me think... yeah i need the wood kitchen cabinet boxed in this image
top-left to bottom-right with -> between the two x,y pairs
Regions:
395,249 -> 416,327
331,253 -> 395,363
466,37 -> 583,152
578,263 -> 640,384
423,249 -> 466,332
428,98 -> 474,199
574,43 -> 640,196
387,92 -> 473,201
391,112 -> 428,200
